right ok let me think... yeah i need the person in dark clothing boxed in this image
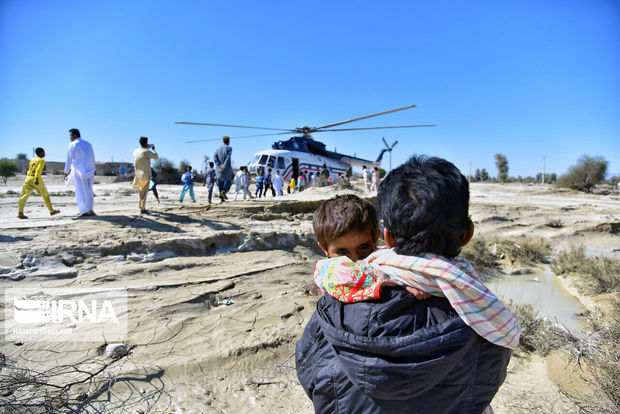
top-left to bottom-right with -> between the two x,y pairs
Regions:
149,168 -> 160,203
296,155 -> 514,414
264,168 -> 275,197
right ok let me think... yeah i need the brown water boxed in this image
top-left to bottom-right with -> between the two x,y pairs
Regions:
487,269 -> 588,332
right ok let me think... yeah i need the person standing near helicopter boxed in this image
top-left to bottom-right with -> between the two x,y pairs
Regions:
214,135 -> 234,202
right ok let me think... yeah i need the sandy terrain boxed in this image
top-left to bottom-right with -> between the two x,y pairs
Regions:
1,176 -> 619,413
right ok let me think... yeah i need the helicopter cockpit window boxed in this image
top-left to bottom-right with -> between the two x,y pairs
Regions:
250,155 -> 259,166
277,157 -> 286,169
267,156 -> 275,168
259,155 -> 268,165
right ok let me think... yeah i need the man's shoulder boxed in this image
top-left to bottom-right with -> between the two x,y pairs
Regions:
319,288 -> 462,337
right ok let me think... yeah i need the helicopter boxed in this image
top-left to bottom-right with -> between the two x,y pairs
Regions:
176,105 -> 435,180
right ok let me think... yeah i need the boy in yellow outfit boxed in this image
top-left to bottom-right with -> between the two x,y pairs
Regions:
17,148 -> 61,219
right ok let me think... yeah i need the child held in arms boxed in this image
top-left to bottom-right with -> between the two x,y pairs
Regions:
296,155 -> 519,414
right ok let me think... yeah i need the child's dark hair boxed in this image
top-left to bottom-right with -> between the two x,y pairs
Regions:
35,147 -> 45,157
313,194 -> 379,248
378,155 -> 470,258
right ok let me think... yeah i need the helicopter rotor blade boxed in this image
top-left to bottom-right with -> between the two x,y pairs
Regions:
184,131 -> 294,144
315,125 -> 436,132
316,105 -> 417,130
382,137 -> 389,148
176,122 -> 292,132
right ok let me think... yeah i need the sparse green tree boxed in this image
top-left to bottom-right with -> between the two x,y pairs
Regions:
16,153 -> 28,160
556,155 -> 608,192
0,159 -> 18,185
474,168 -> 481,182
494,154 -> 509,183
481,168 -> 489,181
536,172 -> 557,184
153,158 -> 180,184
378,167 -> 387,179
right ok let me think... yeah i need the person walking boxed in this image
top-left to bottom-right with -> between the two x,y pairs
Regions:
273,169 -> 284,197
179,166 -> 196,202
17,147 -> 60,219
214,135 -> 233,202
132,136 -> 159,214
264,168 -> 275,197
255,169 -> 265,198
64,128 -> 96,217
149,168 -> 160,203
203,161 -> 216,204
233,167 -> 245,201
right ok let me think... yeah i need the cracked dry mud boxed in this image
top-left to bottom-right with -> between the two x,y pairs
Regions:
1,180 -> 619,413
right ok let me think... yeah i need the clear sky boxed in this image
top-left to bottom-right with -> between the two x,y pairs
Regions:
1,0 -> 619,178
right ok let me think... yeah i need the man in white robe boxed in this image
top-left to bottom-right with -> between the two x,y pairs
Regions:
273,170 -> 284,196
64,128 -> 96,217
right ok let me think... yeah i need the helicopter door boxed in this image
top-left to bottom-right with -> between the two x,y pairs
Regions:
292,158 -> 299,180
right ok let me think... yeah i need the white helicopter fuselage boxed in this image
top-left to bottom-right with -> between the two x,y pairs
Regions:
247,149 -> 350,180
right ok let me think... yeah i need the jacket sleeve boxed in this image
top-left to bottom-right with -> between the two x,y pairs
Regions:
149,150 -> 159,160
223,147 -> 232,169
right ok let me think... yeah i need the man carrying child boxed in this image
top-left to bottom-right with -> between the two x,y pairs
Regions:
296,155 -> 518,414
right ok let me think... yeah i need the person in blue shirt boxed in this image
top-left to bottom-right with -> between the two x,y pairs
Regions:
179,166 -> 196,203
203,161 -> 216,204
255,169 -> 265,198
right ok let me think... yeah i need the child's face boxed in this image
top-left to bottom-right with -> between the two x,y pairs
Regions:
321,228 -> 376,262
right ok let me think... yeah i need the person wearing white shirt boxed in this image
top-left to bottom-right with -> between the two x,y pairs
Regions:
233,167 -> 246,201
362,165 -> 371,193
64,128 -> 96,217
273,170 -> 284,196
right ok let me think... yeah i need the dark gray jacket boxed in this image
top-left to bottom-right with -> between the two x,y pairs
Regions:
296,288 -> 511,414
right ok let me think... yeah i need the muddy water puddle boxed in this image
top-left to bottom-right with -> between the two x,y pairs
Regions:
487,269 -> 588,332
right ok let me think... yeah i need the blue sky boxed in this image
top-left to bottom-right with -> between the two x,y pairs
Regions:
1,0 -> 618,177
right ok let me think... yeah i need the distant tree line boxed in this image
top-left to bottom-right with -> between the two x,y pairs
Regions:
468,153 -> 613,193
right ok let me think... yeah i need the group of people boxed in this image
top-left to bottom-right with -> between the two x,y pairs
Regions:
18,128 -> 96,219
17,132 -> 378,217
362,164 -> 380,193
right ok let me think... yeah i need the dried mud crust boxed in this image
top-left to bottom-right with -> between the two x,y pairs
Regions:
0,182 -> 619,413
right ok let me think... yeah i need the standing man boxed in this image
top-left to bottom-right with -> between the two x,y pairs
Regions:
64,128 -> 96,217
214,135 -> 233,202
203,162 -> 216,204
243,167 -> 253,200
362,165 -> 371,193
371,166 -> 380,192
17,147 -> 60,219
273,169 -> 284,197
132,136 -> 159,214
264,168 -> 275,197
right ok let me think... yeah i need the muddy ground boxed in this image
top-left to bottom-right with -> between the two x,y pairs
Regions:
1,178 -> 619,413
